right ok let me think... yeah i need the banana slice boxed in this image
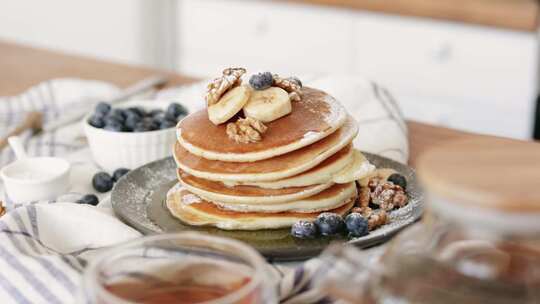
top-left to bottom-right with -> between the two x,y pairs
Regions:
243,87 -> 291,123
358,168 -> 398,187
208,85 -> 251,125
332,150 -> 375,183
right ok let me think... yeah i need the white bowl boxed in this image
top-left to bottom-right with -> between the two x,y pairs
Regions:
83,100 -> 178,171
0,156 -> 71,203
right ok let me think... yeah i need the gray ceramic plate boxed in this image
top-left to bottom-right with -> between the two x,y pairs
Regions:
111,153 -> 423,261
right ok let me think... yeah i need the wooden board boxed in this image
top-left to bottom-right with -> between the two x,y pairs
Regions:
282,0 -> 539,32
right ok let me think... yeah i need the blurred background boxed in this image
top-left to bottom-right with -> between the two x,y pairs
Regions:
1,0 -> 538,139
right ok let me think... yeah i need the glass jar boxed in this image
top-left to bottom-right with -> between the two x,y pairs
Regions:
314,137 -> 540,303
81,232 -> 279,304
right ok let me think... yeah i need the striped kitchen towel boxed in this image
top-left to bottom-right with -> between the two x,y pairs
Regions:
0,75 -> 407,303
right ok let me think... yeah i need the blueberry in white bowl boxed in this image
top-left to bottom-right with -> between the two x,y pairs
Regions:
83,100 -> 189,171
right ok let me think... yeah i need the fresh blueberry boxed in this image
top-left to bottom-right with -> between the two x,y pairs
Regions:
166,103 -> 188,120
345,213 -> 369,237
95,102 -> 111,115
315,213 -> 345,236
149,109 -> 164,118
112,168 -> 130,182
111,108 -> 127,120
289,77 -> 302,87
126,107 -> 146,118
104,120 -> 125,132
152,111 -> 167,123
104,114 -> 124,125
92,172 -> 114,193
291,221 -> 318,239
87,114 -> 105,128
124,114 -> 142,131
249,72 -> 273,90
76,194 -> 99,206
133,118 -> 158,132
388,173 -> 407,190
159,119 -> 176,130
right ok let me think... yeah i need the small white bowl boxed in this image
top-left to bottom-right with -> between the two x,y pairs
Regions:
83,100 -> 178,171
0,157 -> 71,202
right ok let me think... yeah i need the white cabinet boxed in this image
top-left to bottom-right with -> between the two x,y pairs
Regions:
176,0 -> 537,138
352,12 -> 537,139
177,0 -> 355,77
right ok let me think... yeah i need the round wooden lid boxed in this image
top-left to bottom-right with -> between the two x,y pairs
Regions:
417,137 -> 540,213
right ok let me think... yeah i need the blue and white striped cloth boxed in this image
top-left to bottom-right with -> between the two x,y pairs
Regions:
0,76 -> 407,303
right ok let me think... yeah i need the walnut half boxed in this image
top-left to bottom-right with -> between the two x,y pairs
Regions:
205,67 -> 246,106
273,75 -> 302,101
226,117 -> 267,144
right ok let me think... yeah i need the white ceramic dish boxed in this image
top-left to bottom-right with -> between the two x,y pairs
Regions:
83,100 -> 179,172
1,156 -> 71,202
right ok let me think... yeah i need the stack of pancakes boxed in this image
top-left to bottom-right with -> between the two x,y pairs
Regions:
167,88 -> 375,230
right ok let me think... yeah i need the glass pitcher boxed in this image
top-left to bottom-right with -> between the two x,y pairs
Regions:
314,137 -> 540,303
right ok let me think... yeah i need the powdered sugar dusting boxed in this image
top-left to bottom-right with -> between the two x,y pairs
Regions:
166,183 -> 202,205
182,193 -> 202,205
321,94 -> 346,126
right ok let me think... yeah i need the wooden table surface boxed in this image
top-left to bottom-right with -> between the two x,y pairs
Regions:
284,0 -> 539,32
0,40 -> 476,165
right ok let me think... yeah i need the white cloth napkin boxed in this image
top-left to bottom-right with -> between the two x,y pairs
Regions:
0,76 -> 407,303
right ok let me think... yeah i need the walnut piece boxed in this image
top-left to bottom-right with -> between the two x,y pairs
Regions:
367,210 -> 388,230
368,178 -> 408,211
273,75 -> 302,101
205,67 -> 246,106
0,201 -> 5,217
226,117 -> 267,144
350,206 -> 388,231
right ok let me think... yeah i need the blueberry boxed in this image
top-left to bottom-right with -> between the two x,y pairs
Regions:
95,102 -> 111,115
289,77 -> 302,88
88,114 -> 105,128
111,108 -> 127,120
76,194 -> 99,206
164,111 -> 177,122
126,107 -> 146,118
291,221 -> 318,239
388,173 -> 407,190
159,119 -> 176,130
148,109 -> 164,118
345,213 -> 369,237
112,168 -> 130,182
124,114 -> 142,131
104,120 -> 125,132
315,212 -> 345,236
92,172 -> 114,193
133,118 -> 158,132
166,103 -> 188,120
104,114 -> 124,125
249,72 -> 273,90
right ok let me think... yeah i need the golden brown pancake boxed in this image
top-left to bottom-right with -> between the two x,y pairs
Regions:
174,117 -> 358,182
166,185 -> 355,230
177,87 -> 347,162
178,170 -> 334,204
179,170 -> 323,196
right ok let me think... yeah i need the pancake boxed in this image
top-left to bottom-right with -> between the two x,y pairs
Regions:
224,149 -> 374,189
211,182 -> 356,213
166,184 -> 355,230
174,117 -> 358,182
177,87 -> 347,162
178,170 -> 334,205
